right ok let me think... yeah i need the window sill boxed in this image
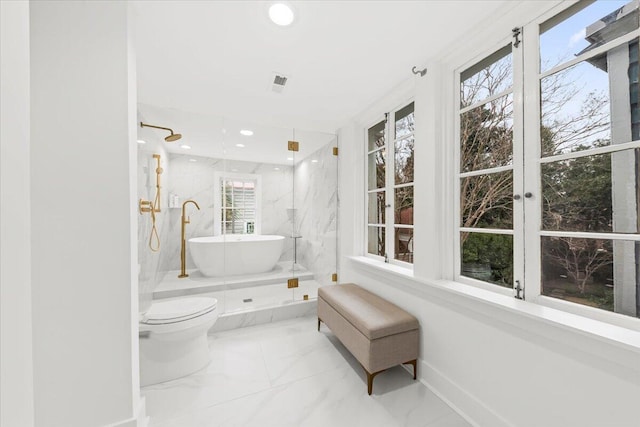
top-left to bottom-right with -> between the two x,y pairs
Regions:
347,256 -> 640,371
354,256 -> 415,278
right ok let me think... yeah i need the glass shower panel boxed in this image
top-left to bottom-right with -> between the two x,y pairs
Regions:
288,129 -> 297,303
290,128 -> 339,302
139,106 -> 340,320
141,110 -> 227,312
136,108 -> 226,314
217,119 -> 296,313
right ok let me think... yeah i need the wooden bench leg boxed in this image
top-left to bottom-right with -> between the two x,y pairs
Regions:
366,361 -> 416,395
404,359 -> 417,380
365,369 -> 383,395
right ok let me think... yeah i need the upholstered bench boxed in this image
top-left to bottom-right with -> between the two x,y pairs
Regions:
317,283 -> 419,395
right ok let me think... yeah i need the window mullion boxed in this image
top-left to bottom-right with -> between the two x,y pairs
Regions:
365,117 -> 388,259
385,113 -> 395,262
522,20 -> 542,302
512,26 -> 526,299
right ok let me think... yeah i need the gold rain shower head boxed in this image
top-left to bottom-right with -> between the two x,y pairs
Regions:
140,122 -> 182,142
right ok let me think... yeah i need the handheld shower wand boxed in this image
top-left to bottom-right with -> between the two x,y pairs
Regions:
139,154 -> 163,252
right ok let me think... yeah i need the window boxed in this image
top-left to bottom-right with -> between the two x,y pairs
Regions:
456,0 -> 640,321
458,45 -> 515,289
215,173 -> 261,235
366,102 -> 415,264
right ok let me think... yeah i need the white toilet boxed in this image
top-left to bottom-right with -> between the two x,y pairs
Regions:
139,297 -> 218,386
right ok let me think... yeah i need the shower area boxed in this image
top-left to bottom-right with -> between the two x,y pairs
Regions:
137,106 -> 338,331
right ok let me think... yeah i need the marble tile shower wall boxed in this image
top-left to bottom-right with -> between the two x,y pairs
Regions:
138,144 -> 171,314
294,141 -> 338,286
161,154 -> 295,272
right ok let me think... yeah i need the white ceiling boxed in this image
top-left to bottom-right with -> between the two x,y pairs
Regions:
133,0 -> 511,161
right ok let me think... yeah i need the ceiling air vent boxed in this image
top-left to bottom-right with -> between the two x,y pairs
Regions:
271,73 -> 289,93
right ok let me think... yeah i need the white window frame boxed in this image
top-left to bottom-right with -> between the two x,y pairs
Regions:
213,172 -> 262,236
453,34 -> 524,297
364,99 -> 415,268
523,2 -> 640,329
452,0 -> 640,329
365,114 -> 387,264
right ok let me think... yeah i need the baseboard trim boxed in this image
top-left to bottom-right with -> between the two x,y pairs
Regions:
106,397 -> 149,427
411,359 -> 513,427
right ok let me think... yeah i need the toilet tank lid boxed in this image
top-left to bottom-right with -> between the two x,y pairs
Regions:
143,297 -> 217,323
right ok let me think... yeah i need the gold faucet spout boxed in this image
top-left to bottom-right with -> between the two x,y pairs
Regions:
178,199 -> 201,278
182,199 -> 200,211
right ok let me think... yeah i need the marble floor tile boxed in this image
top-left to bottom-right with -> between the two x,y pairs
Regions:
260,328 -> 346,386
426,412 -> 474,427
145,316 -> 471,427
151,366 -> 400,427
142,340 -> 271,421
369,367 -> 453,426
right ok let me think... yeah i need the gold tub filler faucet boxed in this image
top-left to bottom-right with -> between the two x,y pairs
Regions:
179,199 -> 200,278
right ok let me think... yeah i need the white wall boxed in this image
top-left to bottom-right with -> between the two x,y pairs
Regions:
0,1 -> 34,426
30,2 -> 142,426
337,2 -> 640,426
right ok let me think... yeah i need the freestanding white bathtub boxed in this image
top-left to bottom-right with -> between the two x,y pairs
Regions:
189,235 -> 285,277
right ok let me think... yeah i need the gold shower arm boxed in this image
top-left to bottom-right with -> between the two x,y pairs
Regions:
140,122 -> 173,133
140,122 -> 182,142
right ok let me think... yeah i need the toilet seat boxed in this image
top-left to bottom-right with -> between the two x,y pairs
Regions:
142,297 -> 217,325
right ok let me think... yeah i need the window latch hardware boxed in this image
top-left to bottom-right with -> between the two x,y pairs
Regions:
515,280 -> 524,300
384,253 -> 389,263
512,27 -> 522,48
513,194 -> 521,200
524,192 -> 533,198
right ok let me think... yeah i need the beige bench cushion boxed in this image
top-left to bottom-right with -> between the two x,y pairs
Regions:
318,283 -> 418,340
318,296 -> 419,373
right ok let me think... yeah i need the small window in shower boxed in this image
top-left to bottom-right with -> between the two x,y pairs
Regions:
215,172 -> 261,235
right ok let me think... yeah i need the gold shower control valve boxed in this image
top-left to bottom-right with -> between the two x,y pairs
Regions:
139,199 -> 153,214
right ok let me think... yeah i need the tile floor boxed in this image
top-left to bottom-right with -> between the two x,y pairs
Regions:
142,316 -> 471,427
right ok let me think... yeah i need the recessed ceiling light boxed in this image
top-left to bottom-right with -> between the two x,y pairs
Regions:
236,143 -> 245,148
180,144 -> 191,150
189,159 -> 197,162
311,159 -> 318,163
240,129 -> 253,136
274,167 -> 280,171
269,3 -> 295,26
287,157 -> 294,161
137,139 -> 146,144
